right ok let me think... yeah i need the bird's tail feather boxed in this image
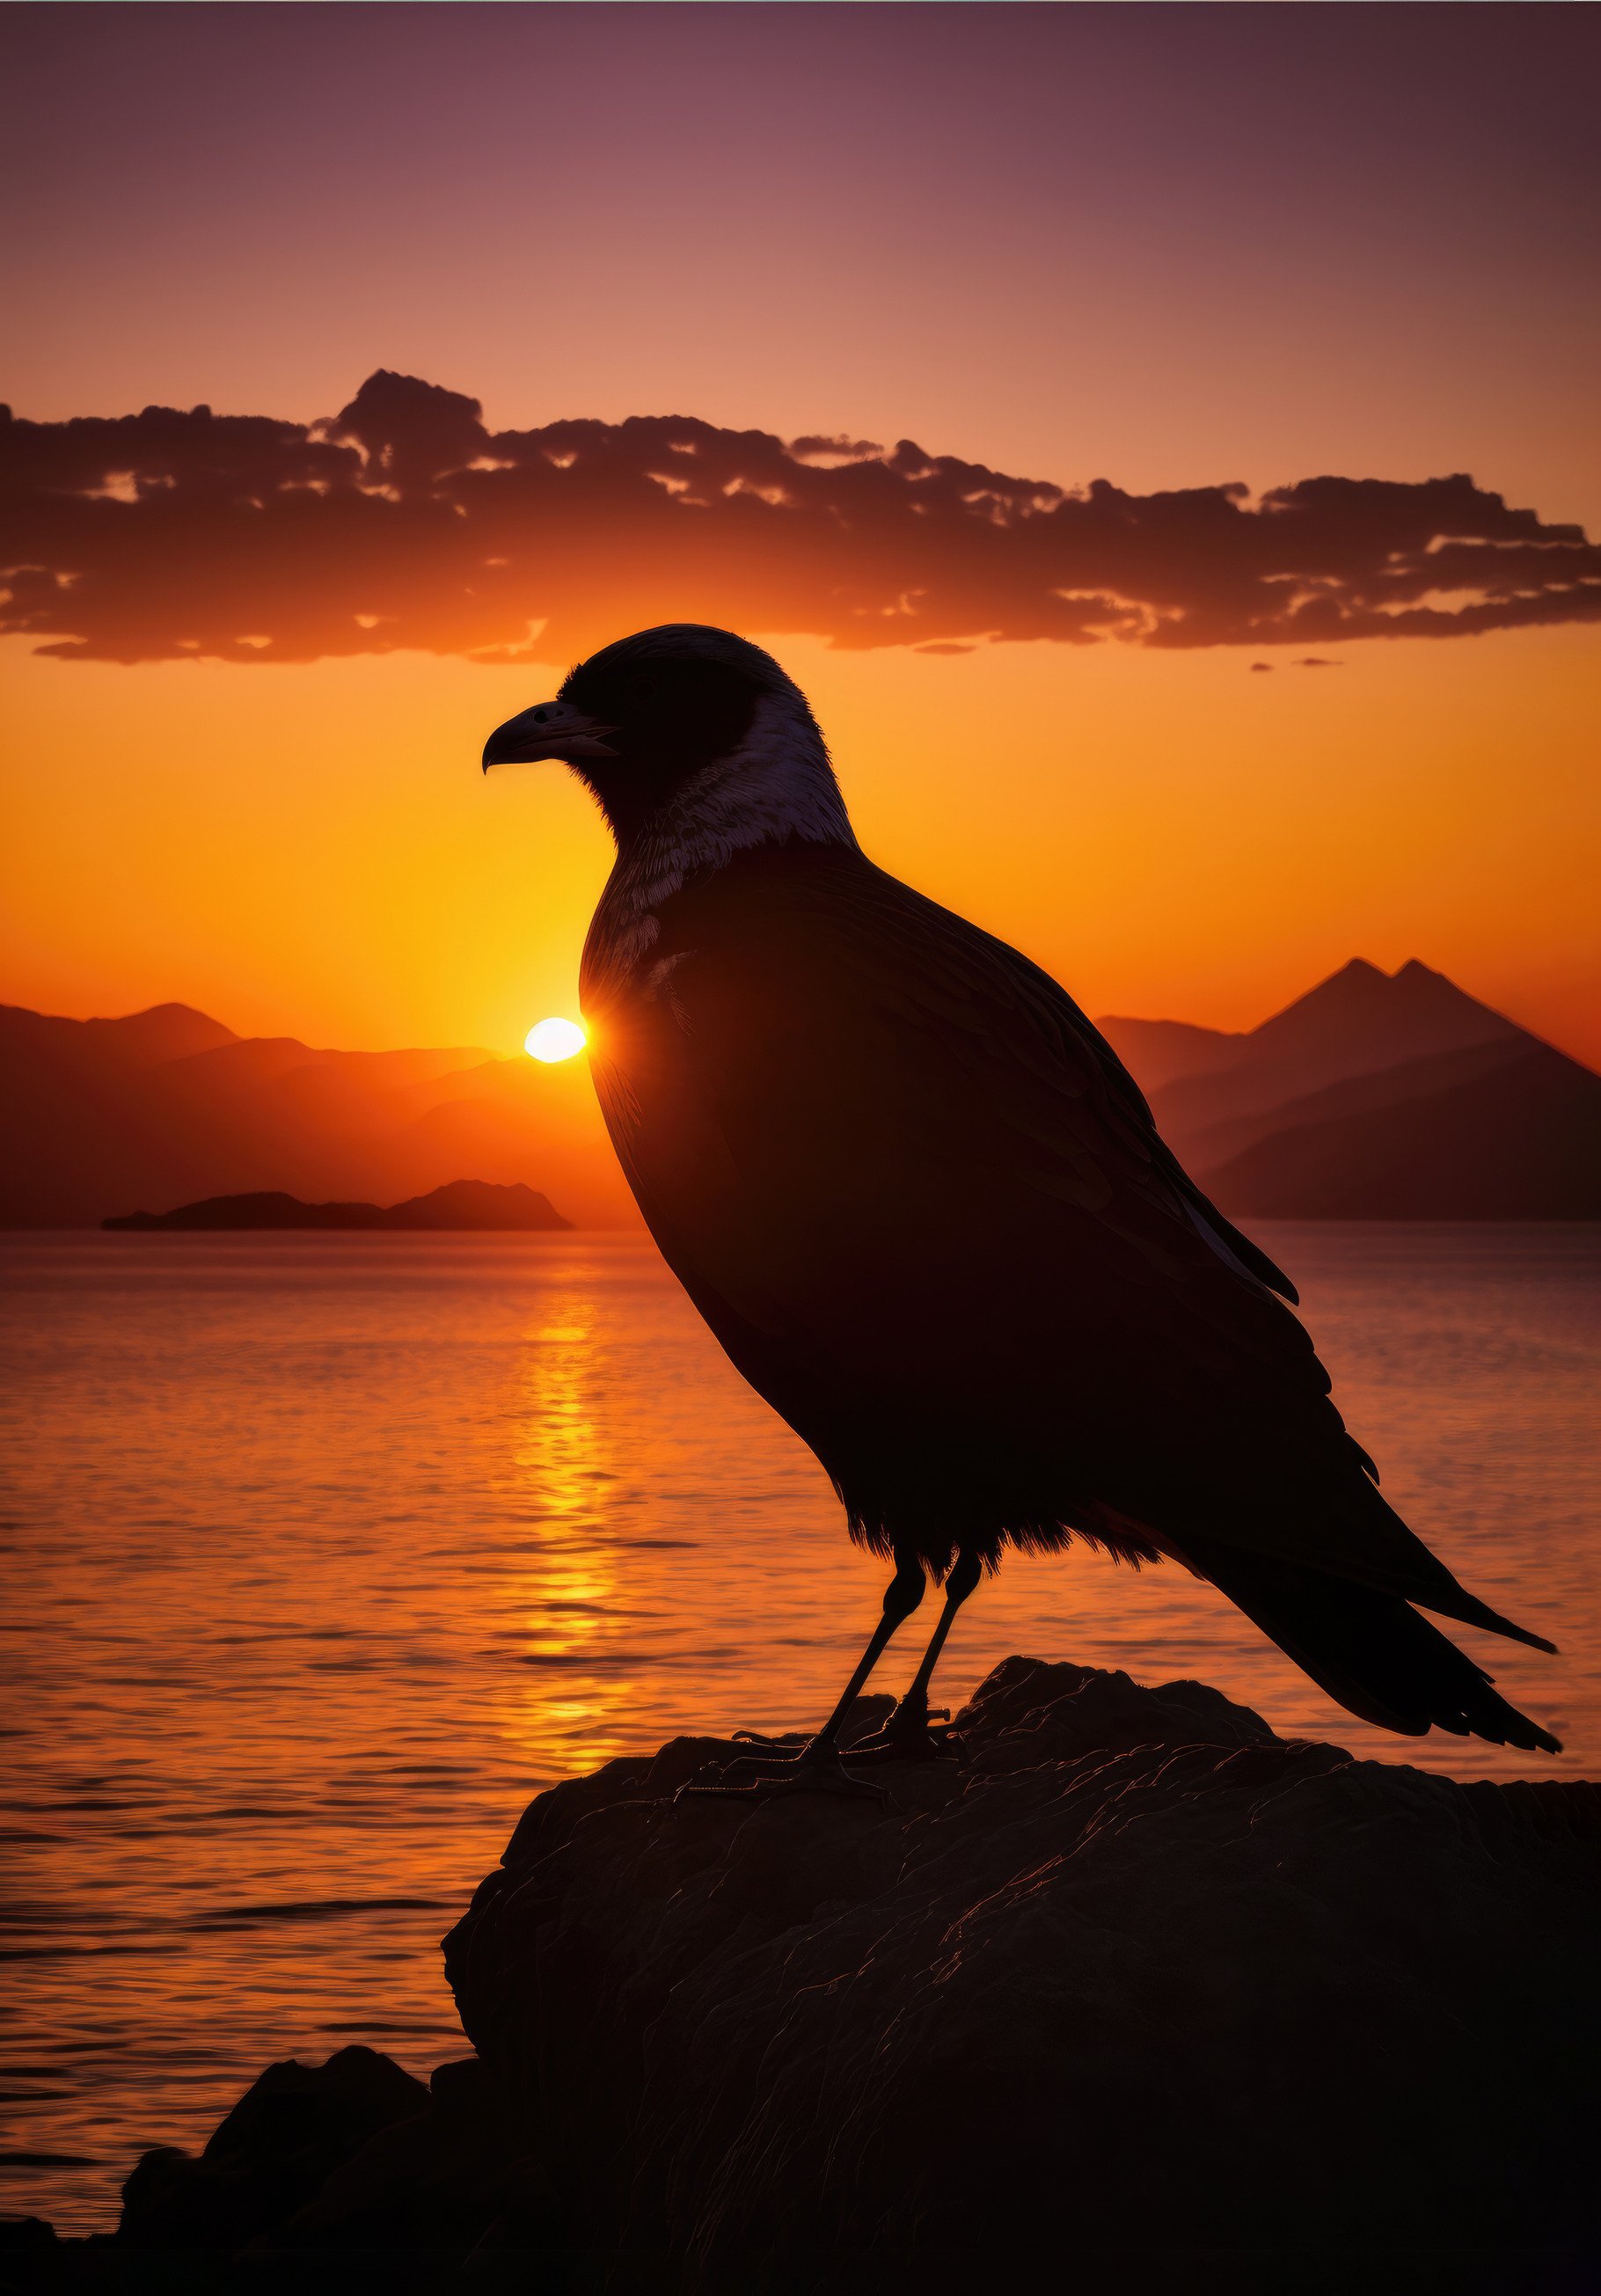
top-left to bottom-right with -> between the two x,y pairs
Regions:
1398,1568 -> 1557,1655
1188,1541 -> 1561,1755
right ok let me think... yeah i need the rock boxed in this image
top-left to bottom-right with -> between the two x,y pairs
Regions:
0,2217 -> 60,2282
118,2045 -> 429,2252
443,1656 -> 1601,2280
259,2055 -> 546,2259
0,2219 -> 59,2252
1,2056 -> 537,2296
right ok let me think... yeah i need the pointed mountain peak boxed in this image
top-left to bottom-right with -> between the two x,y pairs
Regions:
1248,955 -> 1524,1075
1379,958 -> 1516,1022
1258,959 -> 1396,1031
1393,958 -> 1457,989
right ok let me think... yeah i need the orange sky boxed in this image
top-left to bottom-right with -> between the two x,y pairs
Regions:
2,5 -> 1597,1064
4,619 -> 1597,1064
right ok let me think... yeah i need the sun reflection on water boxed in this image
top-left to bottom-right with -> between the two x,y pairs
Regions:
502,1295 -> 632,1770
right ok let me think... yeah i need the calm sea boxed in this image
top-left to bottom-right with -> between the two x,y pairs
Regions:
3,1225 -> 1597,2232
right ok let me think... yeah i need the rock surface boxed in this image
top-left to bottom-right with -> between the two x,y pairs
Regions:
445,1656 -> 1601,2279
8,1659 -> 1598,2290
117,2044 -> 431,2252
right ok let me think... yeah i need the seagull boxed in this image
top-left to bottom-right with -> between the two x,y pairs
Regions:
483,625 -> 1559,1785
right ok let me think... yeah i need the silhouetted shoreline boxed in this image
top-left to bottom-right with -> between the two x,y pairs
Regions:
8,1658 -> 1596,2290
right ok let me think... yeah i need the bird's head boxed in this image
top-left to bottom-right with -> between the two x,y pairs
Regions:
481,624 -> 852,854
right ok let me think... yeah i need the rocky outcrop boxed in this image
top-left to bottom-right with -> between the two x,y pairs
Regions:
118,2045 -> 431,2253
8,1660 -> 1598,2290
445,1657 -> 1600,2278
3,2048 -> 537,2292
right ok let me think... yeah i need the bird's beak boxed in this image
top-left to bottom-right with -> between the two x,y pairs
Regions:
481,700 -> 619,773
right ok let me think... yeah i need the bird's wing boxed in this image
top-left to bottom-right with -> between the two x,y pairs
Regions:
588,841 -> 1526,1636
967,934 -> 1301,1305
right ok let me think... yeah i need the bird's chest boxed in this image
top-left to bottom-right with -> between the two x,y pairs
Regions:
580,900 -> 727,1181
581,891 -> 693,1080
580,886 -> 838,1269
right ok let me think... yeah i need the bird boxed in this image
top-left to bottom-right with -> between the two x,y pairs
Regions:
482,623 -> 1559,1787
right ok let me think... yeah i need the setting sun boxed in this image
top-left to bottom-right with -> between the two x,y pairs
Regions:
525,1016 -> 588,1064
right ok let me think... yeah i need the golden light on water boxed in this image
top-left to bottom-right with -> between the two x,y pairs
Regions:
525,1016 -> 587,1063
507,1294 -> 627,1771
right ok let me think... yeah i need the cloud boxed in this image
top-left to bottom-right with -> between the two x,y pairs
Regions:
3,370 -> 1597,665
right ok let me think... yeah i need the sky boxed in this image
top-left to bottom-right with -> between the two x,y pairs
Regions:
3,2 -> 1598,1060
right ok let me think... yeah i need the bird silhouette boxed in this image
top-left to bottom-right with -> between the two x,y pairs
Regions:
483,625 -> 1558,1788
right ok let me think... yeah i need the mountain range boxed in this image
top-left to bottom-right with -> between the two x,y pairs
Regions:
0,1000 -> 632,1229
1097,959 -> 1599,1218
3,958 -> 1596,1227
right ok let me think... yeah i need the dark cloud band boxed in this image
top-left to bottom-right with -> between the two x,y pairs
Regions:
3,370 -> 1596,665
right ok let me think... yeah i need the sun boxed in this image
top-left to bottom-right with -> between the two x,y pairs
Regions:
524,1016 -> 588,1064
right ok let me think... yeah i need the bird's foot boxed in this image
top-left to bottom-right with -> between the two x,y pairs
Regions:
844,1694 -> 961,1764
676,1737 -> 885,1802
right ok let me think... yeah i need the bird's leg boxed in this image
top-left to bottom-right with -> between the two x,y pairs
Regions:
850,1547 -> 982,1761
681,1550 -> 926,1798
808,1548 -> 929,1752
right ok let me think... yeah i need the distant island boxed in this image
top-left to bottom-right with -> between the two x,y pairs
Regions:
103,1179 -> 572,1232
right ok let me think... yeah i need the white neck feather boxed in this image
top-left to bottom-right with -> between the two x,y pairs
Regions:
587,692 -> 858,981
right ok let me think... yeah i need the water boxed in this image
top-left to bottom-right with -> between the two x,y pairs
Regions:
3,1225 -> 1597,2233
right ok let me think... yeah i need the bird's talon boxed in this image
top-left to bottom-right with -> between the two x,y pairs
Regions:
674,1773 -> 761,1802
846,1709 -> 965,1764
675,1737 -> 886,1802
751,1764 -> 885,1802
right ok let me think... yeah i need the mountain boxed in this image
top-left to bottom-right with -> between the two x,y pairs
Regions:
1096,958 -> 1597,1219
0,998 -> 238,1078
1196,1042 -> 1601,1218
1099,959 -> 1538,1167
1098,959 -> 1524,1157
69,1001 -> 242,1064
1234,954 -> 1523,1075
104,1180 -> 572,1232
1093,1014 -> 1249,1092
0,1001 -> 634,1229
1178,1037 -> 1527,1174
